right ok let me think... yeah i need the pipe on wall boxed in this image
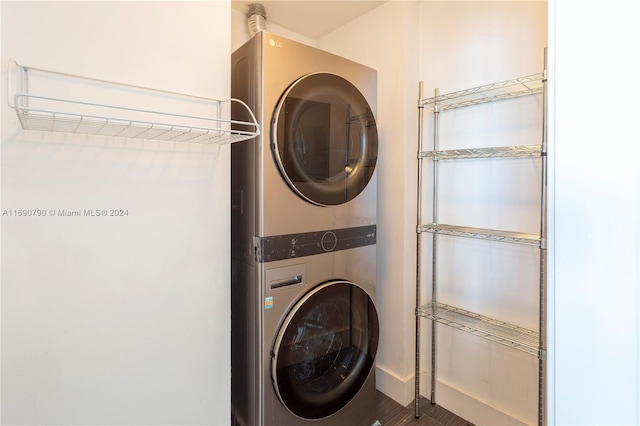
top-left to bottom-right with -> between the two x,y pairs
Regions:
247,3 -> 267,37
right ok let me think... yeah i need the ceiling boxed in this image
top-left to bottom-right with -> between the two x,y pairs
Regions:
231,1 -> 387,40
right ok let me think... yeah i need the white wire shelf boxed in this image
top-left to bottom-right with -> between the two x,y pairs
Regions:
419,144 -> 542,160
420,73 -> 544,112
417,301 -> 539,357
418,223 -> 541,246
7,59 -> 260,145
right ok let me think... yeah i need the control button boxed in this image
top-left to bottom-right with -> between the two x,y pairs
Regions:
321,231 -> 337,252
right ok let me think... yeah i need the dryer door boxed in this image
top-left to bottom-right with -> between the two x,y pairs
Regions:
272,73 -> 378,206
272,280 -> 379,420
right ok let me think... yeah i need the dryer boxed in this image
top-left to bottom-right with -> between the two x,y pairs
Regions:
231,32 -> 379,426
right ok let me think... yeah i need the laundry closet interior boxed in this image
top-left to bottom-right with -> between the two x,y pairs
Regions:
229,2 -> 547,425
3,1 -> 640,426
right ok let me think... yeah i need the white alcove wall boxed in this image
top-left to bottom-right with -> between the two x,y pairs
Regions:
1,2 -> 232,424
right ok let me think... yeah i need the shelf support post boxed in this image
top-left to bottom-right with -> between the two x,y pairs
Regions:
430,87 -> 440,407
538,47 -> 549,426
414,81 -> 425,419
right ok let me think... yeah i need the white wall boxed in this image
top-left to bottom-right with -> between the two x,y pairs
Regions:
549,0 -> 640,424
1,2 -> 231,424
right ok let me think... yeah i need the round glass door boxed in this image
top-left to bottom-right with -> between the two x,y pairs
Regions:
272,73 -> 378,206
271,281 -> 379,419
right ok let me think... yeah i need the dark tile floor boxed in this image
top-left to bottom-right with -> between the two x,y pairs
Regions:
376,391 -> 474,426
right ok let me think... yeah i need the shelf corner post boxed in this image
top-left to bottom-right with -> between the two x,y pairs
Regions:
414,81 -> 424,419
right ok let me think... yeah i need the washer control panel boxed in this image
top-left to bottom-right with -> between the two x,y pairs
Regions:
257,225 -> 376,263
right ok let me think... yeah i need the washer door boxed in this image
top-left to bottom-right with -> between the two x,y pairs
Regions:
272,73 -> 378,206
272,281 -> 379,419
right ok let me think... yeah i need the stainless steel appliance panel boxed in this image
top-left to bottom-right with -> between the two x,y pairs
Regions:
231,31 -> 378,426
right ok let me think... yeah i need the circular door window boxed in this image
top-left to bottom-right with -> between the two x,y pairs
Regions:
272,73 -> 378,206
271,281 -> 379,419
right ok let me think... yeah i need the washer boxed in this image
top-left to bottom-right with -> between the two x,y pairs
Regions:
231,32 -> 379,426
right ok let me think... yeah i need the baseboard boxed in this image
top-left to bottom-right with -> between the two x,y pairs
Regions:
418,371 -> 532,426
376,365 -> 532,425
375,364 -> 415,407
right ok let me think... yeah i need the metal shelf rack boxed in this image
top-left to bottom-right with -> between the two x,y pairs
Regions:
7,59 -> 260,145
419,144 -> 542,160
414,53 -> 547,426
418,224 -> 540,246
419,73 -> 544,112
417,302 -> 539,357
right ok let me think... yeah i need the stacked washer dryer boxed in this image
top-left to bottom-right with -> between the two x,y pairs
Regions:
231,31 -> 379,426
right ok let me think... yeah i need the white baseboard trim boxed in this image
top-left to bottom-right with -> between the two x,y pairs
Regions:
418,371 -> 532,426
375,365 -> 415,407
375,366 -> 532,426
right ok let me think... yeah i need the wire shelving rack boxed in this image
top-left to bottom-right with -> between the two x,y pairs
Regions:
414,53 -> 547,426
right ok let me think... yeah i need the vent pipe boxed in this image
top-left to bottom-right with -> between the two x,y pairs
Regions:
247,3 -> 267,37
